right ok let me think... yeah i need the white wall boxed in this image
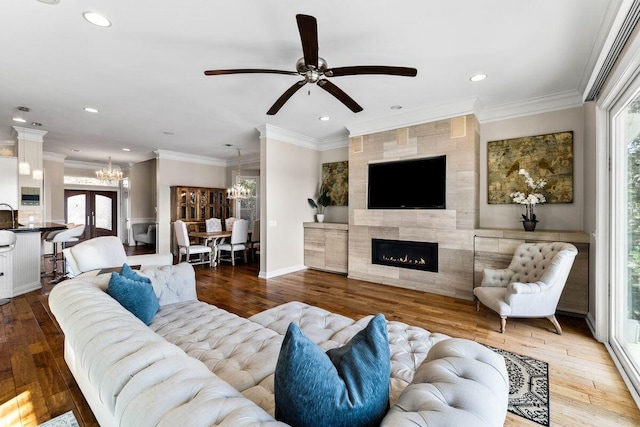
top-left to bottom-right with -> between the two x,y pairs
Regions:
319,147 -> 349,224
262,136 -> 319,277
480,106 -> 585,230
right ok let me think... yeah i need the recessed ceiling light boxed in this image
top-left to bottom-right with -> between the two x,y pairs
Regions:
470,73 -> 487,82
319,116 -> 330,121
71,149 -> 81,152
84,107 -> 99,113
122,148 -> 130,152
390,105 -> 403,110
31,122 -> 43,127
163,131 -> 175,135
83,11 -> 111,27
36,0 -> 60,4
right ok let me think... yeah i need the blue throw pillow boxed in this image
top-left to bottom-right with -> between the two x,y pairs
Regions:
106,272 -> 159,325
274,314 -> 390,427
121,263 -> 151,284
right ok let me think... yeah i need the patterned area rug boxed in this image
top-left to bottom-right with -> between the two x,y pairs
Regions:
37,411 -> 79,427
489,346 -> 550,426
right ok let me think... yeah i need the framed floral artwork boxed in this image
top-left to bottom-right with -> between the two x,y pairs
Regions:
487,131 -> 573,204
322,161 -> 348,206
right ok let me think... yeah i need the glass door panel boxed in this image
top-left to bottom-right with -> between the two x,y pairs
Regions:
611,85 -> 640,393
95,194 -> 114,231
66,194 -> 87,226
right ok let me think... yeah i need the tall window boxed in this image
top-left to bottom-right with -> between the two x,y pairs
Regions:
235,176 -> 259,230
610,79 -> 640,395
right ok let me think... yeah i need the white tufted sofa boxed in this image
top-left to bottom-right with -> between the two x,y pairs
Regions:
49,263 -> 509,427
474,242 -> 578,334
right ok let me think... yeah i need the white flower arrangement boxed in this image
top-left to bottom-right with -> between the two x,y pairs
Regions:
509,169 -> 547,222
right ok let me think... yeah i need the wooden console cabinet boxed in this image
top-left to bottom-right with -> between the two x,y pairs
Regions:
304,222 -> 348,274
474,229 -> 589,315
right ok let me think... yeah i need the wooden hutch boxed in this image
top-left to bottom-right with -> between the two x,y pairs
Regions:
170,186 -> 232,233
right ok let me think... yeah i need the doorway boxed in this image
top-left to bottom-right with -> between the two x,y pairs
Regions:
610,75 -> 640,396
64,190 -> 117,242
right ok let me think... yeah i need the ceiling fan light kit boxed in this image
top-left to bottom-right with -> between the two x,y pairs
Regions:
204,14 -> 417,115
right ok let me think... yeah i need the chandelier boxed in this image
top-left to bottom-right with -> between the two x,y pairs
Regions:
96,156 -> 123,182
227,149 -> 251,200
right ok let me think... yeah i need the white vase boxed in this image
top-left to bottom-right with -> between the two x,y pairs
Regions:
316,214 -> 325,223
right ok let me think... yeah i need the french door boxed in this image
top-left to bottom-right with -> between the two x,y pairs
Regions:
64,190 -> 117,242
610,75 -> 640,394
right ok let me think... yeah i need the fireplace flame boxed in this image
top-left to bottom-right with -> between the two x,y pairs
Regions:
382,254 -> 427,265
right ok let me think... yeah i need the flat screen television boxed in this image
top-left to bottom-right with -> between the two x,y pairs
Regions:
367,155 -> 446,209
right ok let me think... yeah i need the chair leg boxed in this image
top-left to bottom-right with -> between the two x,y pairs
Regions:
547,315 -> 563,335
231,248 -> 235,266
243,248 -> 247,263
500,316 -> 507,333
476,300 -> 480,312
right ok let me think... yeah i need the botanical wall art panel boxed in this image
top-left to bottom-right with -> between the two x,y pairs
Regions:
487,131 -> 573,204
322,161 -> 348,206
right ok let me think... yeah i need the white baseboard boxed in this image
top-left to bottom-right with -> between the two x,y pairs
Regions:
258,264 -> 307,279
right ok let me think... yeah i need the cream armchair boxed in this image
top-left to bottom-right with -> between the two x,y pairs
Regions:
63,236 -> 173,278
474,242 -> 578,334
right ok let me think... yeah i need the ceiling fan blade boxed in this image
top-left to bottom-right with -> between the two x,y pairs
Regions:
317,80 -> 363,113
204,69 -> 298,76
267,80 -> 307,115
325,66 -> 417,77
296,14 -> 318,68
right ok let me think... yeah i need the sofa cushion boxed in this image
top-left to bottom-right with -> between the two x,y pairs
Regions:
106,272 -> 159,325
274,314 -> 390,427
121,263 -> 151,283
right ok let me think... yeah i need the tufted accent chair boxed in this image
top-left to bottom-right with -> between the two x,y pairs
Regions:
474,242 -> 578,334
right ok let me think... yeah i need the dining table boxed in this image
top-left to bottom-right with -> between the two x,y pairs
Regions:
188,230 -> 231,267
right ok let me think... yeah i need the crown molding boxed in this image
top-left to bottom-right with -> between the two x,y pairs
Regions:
345,97 -> 481,137
154,149 -> 227,167
478,90 -> 584,123
317,135 -> 349,151
257,124 -> 349,151
43,151 -> 67,162
65,159 -> 120,171
12,126 -> 48,142
257,124 -> 318,149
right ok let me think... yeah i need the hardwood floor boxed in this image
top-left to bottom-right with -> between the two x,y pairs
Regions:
2,247 -> 640,426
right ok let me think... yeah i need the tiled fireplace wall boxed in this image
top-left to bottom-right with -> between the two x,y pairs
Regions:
348,115 -> 480,299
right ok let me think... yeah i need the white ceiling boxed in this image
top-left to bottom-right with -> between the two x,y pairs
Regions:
0,0 -> 622,167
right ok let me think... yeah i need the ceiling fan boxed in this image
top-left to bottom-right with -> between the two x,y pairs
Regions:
204,14 -> 417,115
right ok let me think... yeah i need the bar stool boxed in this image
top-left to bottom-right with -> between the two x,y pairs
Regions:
46,225 -> 85,284
0,230 -> 17,306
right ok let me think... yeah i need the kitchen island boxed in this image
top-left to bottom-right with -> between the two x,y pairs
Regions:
0,222 -> 66,299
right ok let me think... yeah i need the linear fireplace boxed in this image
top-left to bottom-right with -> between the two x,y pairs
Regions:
371,239 -> 438,272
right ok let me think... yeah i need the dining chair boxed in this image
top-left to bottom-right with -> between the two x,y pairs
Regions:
206,218 -> 222,232
174,220 -> 212,266
250,219 -> 260,261
225,217 -> 237,232
218,219 -> 248,266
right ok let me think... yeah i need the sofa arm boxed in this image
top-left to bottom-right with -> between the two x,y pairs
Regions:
382,338 -> 509,427
481,268 -> 514,287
